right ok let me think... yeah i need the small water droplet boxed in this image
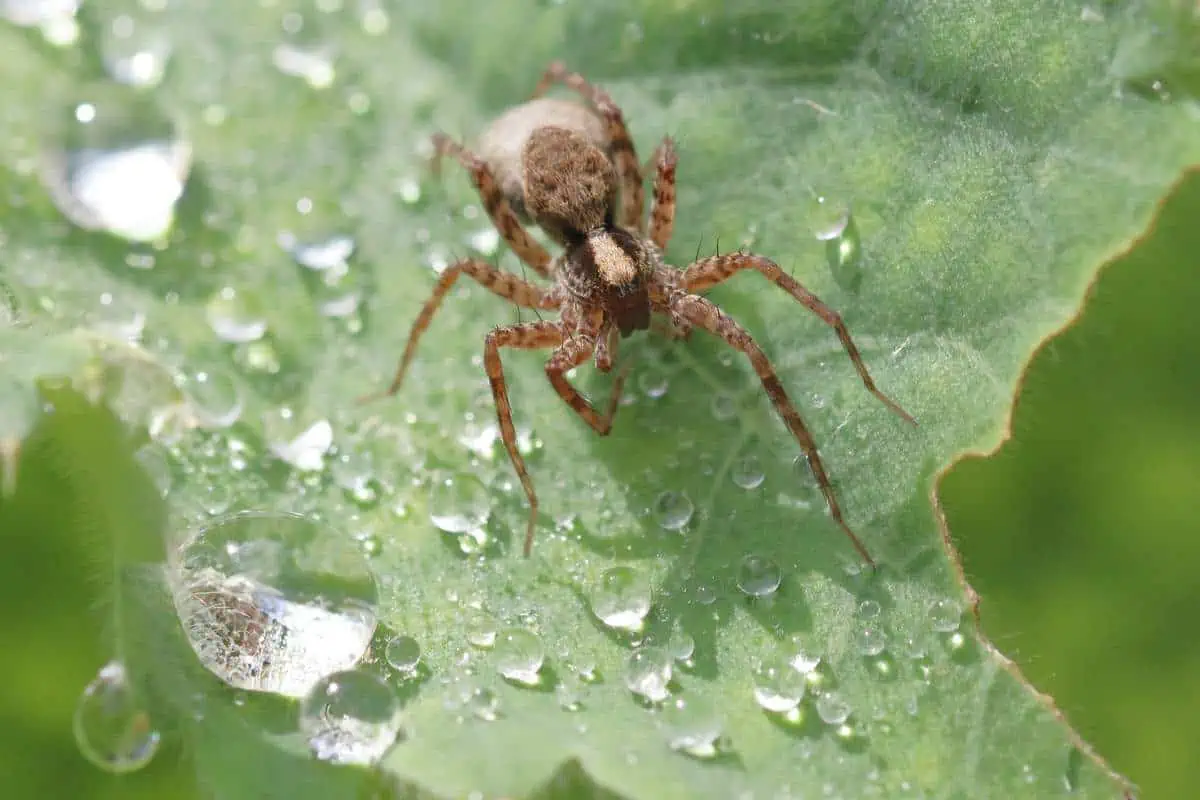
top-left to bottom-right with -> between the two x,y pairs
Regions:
179,369 -> 242,428
464,608 -> 498,648
429,471 -> 491,534
494,628 -> 544,686
668,628 -> 695,663
466,685 -> 500,721
815,690 -> 851,725
273,42 -> 336,89
263,408 -> 332,472
590,566 -> 652,633
467,226 -> 500,256
73,660 -> 160,773
637,370 -> 669,399
752,661 -> 807,712
808,194 -> 850,241
42,93 -> 189,242
2,0 -> 81,45
625,646 -> 672,703
206,287 -> 268,343
300,669 -> 402,765
928,597 -> 962,632
858,599 -> 881,619
652,490 -> 693,531
710,391 -> 738,421
736,554 -> 782,597
100,14 -> 171,88
384,635 -> 421,674
857,626 -> 887,656
731,455 -> 765,489
171,511 -> 378,698
661,698 -> 723,759
284,233 -> 356,272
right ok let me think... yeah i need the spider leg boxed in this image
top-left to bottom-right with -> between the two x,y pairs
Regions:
544,330 -> 627,439
648,135 -> 678,251
663,290 -> 876,567
680,253 -> 916,425
531,61 -> 645,232
593,324 -> 619,373
431,133 -> 554,279
359,258 -> 559,404
484,321 -> 564,556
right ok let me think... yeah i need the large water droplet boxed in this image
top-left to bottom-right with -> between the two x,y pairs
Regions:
928,596 -> 962,632
73,660 -> 160,773
652,490 -> 693,531
384,635 -> 421,675
731,455 -> 765,489
736,554 -> 782,597
815,690 -> 852,725
42,93 -> 190,242
590,566 -> 652,633
494,628 -> 544,686
206,286 -> 268,343
625,646 -> 672,703
429,471 -> 491,534
300,669 -> 402,765
661,698 -> 723,759
752,660 -> 807,712
171,511 -> 378,698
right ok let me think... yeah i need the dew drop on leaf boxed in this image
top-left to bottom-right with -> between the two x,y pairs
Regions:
667,628 -> 695,663
206,287 -> 268,343
263,408 -> 332,472
590,566 -> 652,633
429,471 -> 491,534
179,369 -> 242,428
273,42 -> 336,89
170,511 -> 378,698
857,599 -> 881,619
808,193 -> 850,242
710,391 -> 738,421
736,554 -> 782,597
815,690 -> 852,725
661,698 -> 723,759
652,490 -> 693,531
625,646 -> 673,703
731,454 -> 765,489
494,628 -> 544,686
73,660 -> 160,773
637,370 -> 669,399
466,686 -> 500,721
300,669 -> 402,765
752,660 -> 807,712
857,626 -> 887,656
100,14 -> 171,89
384,635 -> 421,674
928,596 -> 962,632
464,608 -> 498,648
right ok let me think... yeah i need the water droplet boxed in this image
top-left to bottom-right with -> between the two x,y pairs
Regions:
171,511 -> 378,698
384,635 -> 421,674
928,597 -> 962,632
790,647 -> 821,674
429,471 -> 491,534
3,0 -> 79,46
494,628 -> 544,686
731,455 -> 765,489
652,490 -> 693,531
264,408 -> 332,472
661,698 -> 723,759
468,226 -> 500,256
625,646 -> 672,703
466,686 -> 500,721
206,287 -> 268,343
637,370 -> 669,399
73,660 -> 160,773
752,661 -> 807,712
808,194 -> 849,241
179,369 -> 241,428
100,14 -> 171,88
815,690 -> 851,725
857,626 -> 887,656
858,599 -> 881,619
736,554 -> 782,597
668,628 -> 695,663
284,234 -> 356,272
464,608 -> 498,648
300,669 -> 401,765
42,93 -> 189,242
590,566 -> 652,633
273,43 -> 336,89
825,212 -> 864,291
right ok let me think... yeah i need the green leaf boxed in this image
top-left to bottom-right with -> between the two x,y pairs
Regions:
2,1 -> 1196,798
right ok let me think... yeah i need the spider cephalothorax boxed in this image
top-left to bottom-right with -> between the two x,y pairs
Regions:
363,62 -> 915,564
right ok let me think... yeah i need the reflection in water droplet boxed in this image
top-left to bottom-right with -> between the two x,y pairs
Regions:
206,287 -> 268,343
736,554 -> 782,597
928,596 -> 962,632
652,490 -> 693,531
591,566 -> 652,633
662,698 -> 723,759
264,408 -> 332,472
790,648 -> 821,674
171,511 -> 378,698
752,661 -> 807,712
808,194 -> 850,241
857,627 -> 886,656
825,212 -> 864,291
429,472 -> 491,534
731,455 -> 765,489
73,660 -> 160,773
300,669 -> 402,765
384,635 -> 421,674
494,628 -> 544,686
42,94 -> 189,242
179,369 -> 242,428
815,690 -> 851,725
625,646 -> 672,703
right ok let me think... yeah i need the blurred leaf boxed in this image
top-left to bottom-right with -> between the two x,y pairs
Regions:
1,0 -> 1197,798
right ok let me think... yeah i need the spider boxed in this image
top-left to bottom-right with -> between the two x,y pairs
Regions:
362,62 -> 916,565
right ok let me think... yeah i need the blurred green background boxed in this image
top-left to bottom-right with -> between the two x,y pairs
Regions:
4,174 -> 1195,800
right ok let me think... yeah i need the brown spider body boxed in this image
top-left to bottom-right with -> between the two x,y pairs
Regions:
363,62 -> 916,564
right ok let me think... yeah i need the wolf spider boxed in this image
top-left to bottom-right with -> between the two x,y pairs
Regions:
362,62 -> 915,564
